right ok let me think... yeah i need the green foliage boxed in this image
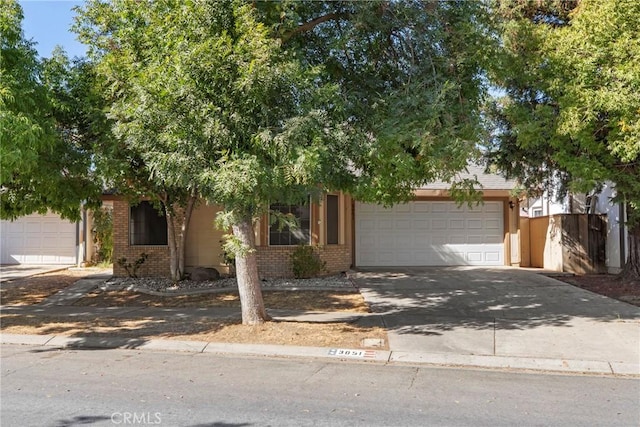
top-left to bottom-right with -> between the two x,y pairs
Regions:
290,245 -> 326,279
1,1 -> 102,221
485,0 -> 640,226
91,207 -> 113,263
257,0 -> 496,203
116,253 -> 148,278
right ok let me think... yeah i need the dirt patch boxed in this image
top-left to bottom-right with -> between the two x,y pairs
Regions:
1,273 -> 384,348
0,314 -> 388,349
73,289 -> 370,312
554,274 -> 640,307
0,268 -> 110,306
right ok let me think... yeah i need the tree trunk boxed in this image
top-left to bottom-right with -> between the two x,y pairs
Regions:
177,195 -> 196,279
164,194 -> 197,282
622,223 -> 640,280
164,200 -> 179,281
232,217 -> 270,325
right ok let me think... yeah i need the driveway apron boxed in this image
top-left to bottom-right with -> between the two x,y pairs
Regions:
354,267 -> 640,366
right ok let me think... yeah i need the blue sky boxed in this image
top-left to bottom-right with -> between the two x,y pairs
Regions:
20,0 -> 87,59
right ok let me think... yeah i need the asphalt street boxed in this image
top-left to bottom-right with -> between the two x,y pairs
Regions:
1,344 -> 638,427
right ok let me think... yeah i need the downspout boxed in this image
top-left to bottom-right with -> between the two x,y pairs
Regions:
619,202 -> 626,267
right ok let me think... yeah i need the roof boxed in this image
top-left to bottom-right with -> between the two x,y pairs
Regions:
419,164 -> 517,191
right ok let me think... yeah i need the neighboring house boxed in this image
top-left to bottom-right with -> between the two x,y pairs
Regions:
522,183 -> 628,274
112,165 -> 521,278
0,210 -> 92,266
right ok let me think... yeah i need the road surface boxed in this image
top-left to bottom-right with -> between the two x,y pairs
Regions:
1,344 -> 638,426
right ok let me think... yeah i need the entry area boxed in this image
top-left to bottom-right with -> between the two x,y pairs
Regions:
355,201 -> 504,267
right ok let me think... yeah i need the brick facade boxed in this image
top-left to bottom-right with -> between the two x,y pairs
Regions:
112,200 -> 171,277
255,245 -> 352,279
112,199 -> 353,279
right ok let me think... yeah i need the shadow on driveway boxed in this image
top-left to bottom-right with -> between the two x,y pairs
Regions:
354,267 -> 640,332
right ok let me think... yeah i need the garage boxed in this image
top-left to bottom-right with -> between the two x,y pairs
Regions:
0,212 -> 78,265
355,201 -> 505,267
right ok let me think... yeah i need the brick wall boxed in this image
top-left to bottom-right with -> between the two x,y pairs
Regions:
112,200 -> 170,277
256,245 -> 352,278
113,199 -> 353,279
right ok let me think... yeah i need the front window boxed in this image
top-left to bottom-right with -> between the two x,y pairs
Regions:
326,194 -> 339,245
130,201 -> 168,245
269,203 -> 311,245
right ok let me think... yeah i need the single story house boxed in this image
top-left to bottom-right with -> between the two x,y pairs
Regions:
112,165 -> 521,278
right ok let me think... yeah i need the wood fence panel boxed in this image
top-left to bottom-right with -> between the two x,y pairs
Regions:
529,217 -> 549,268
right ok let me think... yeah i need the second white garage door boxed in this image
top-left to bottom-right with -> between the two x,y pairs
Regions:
0,213 -> 77,265
355,201 -> 504,267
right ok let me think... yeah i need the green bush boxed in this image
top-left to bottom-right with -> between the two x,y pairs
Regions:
92,207 -> 113,263
291,245 -> 326,279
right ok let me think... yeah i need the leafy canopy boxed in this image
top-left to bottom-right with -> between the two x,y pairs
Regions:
75,0 -> 353,223
1,0 -> 101,220
485,0 -> 640,223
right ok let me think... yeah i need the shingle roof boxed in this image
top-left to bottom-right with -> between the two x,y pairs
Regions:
419,164 -> 517,190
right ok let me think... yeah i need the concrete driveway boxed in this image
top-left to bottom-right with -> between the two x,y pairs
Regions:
354,267 -> 640,374
0,265 -> 71,283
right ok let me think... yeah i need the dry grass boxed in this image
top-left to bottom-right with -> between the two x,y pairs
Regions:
0,269 -> 109,306
1,271 -> 386,348
73,289 -> 370,312
0,314 -> 388,349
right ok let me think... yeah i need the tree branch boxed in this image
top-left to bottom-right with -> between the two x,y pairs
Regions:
282,12 -> 351,42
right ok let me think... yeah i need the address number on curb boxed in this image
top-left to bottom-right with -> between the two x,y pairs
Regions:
328,348 -> 376,359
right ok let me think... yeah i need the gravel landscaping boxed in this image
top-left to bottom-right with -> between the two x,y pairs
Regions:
99,273 -> 356,294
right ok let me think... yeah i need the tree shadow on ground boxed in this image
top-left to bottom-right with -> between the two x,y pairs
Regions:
0,314 -> 231,351
354,267 -> 640,335
51,415 -> 111,426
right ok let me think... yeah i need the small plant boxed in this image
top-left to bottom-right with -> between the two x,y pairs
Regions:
117,252 -> 149,278
291,245 -> 326,279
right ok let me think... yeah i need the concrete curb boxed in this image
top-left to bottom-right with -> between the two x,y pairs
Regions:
2,333 -> 637,377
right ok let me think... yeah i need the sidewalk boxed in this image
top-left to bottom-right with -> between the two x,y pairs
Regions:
2,269 -> 639,376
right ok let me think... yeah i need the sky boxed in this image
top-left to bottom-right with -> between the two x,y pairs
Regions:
20,0 -> 87,59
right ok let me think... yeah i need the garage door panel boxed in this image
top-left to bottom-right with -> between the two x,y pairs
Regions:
485,252 -> 501,262
356,201 -> 504,267
1,213 -> 76,265
413,202 -> 430,213
484,219 -> 501,229
432,219 -> 447,230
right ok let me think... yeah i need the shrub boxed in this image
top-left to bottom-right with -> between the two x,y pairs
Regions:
291,245 -> 326,279
91,207 -> 113,263
116,252 -> 149,278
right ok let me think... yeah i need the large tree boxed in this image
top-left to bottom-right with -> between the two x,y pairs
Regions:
75,0 -> 493,324
485,0 -> 640,276
0,0 -> 101,221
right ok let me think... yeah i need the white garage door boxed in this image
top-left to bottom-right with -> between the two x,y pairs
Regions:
0,213 -> 77,265
355,201 -> 504,267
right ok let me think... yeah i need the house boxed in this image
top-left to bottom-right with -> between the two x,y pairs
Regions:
521,182 -> 627,274
0,209 -> 94,266
112,165 -> 521,278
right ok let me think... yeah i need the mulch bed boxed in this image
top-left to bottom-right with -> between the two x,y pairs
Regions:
554,274 -> 640,307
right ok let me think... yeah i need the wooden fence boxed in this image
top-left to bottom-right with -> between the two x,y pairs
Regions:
520,214 -> 606,274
